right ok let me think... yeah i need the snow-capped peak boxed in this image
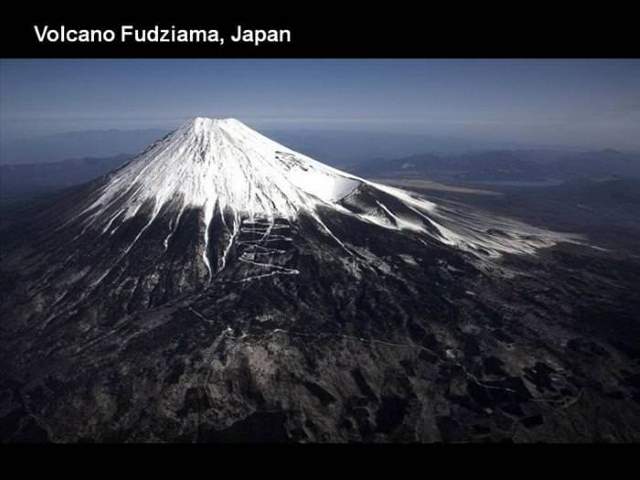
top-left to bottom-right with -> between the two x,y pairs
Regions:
83,117 -> 361,222
72,117 -> 573,270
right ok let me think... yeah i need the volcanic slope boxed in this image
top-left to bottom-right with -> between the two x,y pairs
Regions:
1,118 -> 639,442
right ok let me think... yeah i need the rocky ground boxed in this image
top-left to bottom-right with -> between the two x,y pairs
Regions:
2,192 -> 640,442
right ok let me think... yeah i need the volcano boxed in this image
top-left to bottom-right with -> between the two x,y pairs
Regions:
1,118 -> 639,443
29,117 -> 565,299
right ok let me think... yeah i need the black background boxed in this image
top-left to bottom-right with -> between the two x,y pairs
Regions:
2,6 -> 639,58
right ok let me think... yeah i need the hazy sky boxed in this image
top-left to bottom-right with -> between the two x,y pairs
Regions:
1,59 -> 639,149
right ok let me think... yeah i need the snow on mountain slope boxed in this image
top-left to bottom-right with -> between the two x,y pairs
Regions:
60,117 -> 573,279
0,117 -> 580,363
80,118 -> 361,221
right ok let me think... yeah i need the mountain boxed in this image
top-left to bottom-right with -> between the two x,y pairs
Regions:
0,128 -> 168,165
0,154 -> 132,201
1,118 -> 639,443
351,149 -> 640,183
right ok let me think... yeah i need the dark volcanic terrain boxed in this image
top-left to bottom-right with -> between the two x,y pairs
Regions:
1,120 -> 639,443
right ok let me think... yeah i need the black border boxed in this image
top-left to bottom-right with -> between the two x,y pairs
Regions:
3,7 -> 639,58
1,442 -> 637,472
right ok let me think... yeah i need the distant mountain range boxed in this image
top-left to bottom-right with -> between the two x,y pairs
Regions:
0,129 -> 168,165
0,154 -> 131,200
2,126 -> 595,168
351,149 -> 640,183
